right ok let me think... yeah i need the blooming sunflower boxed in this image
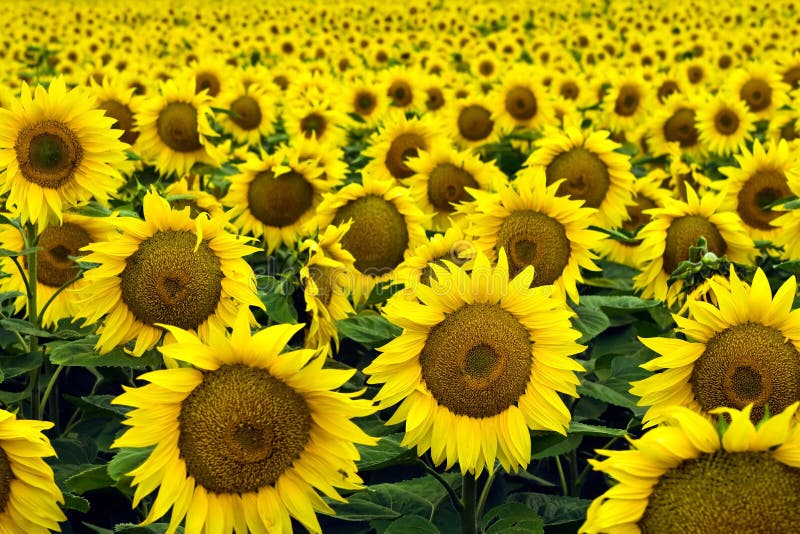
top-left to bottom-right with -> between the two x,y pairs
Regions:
466,168 -> 604,303
695,92 -> 756,156
646,92 -> 704,158
490,66 -> 555,134
223,147 -> 331,253
111,312 -> 376,534
581,403 -> 800,533
89,75 -> 142,150
216,81 -> 276,147
726,64 -> 790,119
314,174 -> 428,304
286,136 -> 348,189
135,76 -> 224,178
364,251 -> 585,475
340,75 -> 388,129
299,221 -> 357,359
76,189 -> 263,356
719,139 -> 800,243
0,212 -> 116,328
446,94 -> 501,150
361,112 -> 445,182
0,77 -> 127,228
282,95 -> 348,148
632,186 -> 755,305
523,126 -> 635,229
601,71 -> 651,135
631,268 -> 800,426
0,409 -> 65,533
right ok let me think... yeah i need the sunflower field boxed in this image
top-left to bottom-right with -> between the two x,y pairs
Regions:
2,0 -> 800,532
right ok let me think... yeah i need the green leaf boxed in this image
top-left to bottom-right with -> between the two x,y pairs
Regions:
481,503 -> 544,534
114,524 -> 178,534
1,350 -> 43,379
47,337 -> 162,368
63,492 -> 90,513
578,380 -> 639,409
568,422 -> 627,437
64,464 -> 115,494
357,433 -> 416,471
579,295 -> 660,312
66,394 -> 130,419
530,433 -> 582,460
364,280 -> 404,306
261,292 -> 298,324
385,515 -> 441,534
0,247 -> 37,257
571,306 -> 610,343
508,493 -> 592,525
0,318 -> 53,338
336,314 -> 402,348
108,447 -> 153,481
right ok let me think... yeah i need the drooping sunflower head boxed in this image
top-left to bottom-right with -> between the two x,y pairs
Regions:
112,312 -> 376,534
582,403 -> 800,533
362,112 -> 445,182
524,126 -> 636,229
365,250 -> 585,475
0,77 -> 128,228
696,91 -> 756,156
78,189 -> 263,356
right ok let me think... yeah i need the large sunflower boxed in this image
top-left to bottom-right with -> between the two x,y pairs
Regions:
0,77 -> 127,228
466,168 -> 605,303
726,64 -> 790,120
719,139 -> 800,243
632,186 -> 755,305
111,312 -> 376,534
364,251 -> 585,475
581,403 -> 800,533
631,267 -> 800,426
523,126 -> 635,229
76,189 -> 263,356
0,212 -> 116,328
314,174 -> 428,303
0,410 -> 65,533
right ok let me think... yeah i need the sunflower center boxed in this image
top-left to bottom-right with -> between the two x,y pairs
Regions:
426,88 -> 445,111
622,195 -> 657,232
36,222 -> 91,287
505,87 -> 537,121
560,81 -> 579,100
739,78 -> 771,112
495,210 -> 571,285
354,91 -> 377,115
656,81 -> 680,103
663,108 -> 699,148
714,108 -> 740,135
782,67 -> 800,89
247,170 -> 314,228
120,230 -> 222,330
691,322 -> 800,422
545,146 -> 610,208
179,364 -> 311,494
385,133 -> 427,179
736,169 -> 790,230
333,195 -> 409,275
0,450 -> 12,513
457,105 -> 494,141
420,303 -> 532,418
780,121 -> 798,141
687,66 -> 704,84
427,163 -> 479,211
662,215 -> 726,274
98,99 -> 139,146
15,120 -> 83,188
156,102 -> 203,153
300,112 -> 327,139
639,451 -> 800,533
388,80 -> 413,107
229,95 -> 262,130
614,84 -> 640,117
195,72 -> 221,97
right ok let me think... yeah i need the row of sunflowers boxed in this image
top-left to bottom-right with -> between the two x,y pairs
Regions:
1,0 -> 800,532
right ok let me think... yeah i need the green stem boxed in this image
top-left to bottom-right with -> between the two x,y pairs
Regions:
569,448 -> 580,497
460,472 -> 477,534
476,465 -> 500,521
38,365 -> 63,421
576,436 -> 622,489
554,455 -> 569,497
38,273 -> 82,323
418,460 -> 463,513
23,223 -> 41,420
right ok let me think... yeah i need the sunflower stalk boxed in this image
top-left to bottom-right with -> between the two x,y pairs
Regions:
460,472 -> 478,534
23,222 -> 43,420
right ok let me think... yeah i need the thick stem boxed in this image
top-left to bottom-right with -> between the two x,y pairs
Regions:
460,472 -> 478,534
418,460 -> 463,513
24,223 -> 41,420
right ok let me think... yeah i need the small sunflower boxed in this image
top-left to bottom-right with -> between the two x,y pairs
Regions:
112,312 -> 376,534
696,92 -> 756,156
632,267 -> 800,426
299,221 -> 357,359
646,92 -> 704,158
601,71 -> 651,135
361,112 -> 445,182
726,64 -> 790,119
135,76 -> 224,178
446,94 -> 501,150
340,76 -> 388,128
766,109 -> 800,145
381,66 -> 422,112
524,126 -> 636,229
633,186 -> 755,305
77,189 -> 263,356
581,403 -> 800,533
314,174 -> 428,304
223,148 -> 331,253
364,251 -> 585,475
0,77 -> 127,228
0,409 -> 66,533
466,168 -> 604,303
282,95 -> 348,148
719,139 -> 800,243
89,75 -> 142,150
187,58 -> 229,99
216,81 -> 276,147
490,65 -> 555,134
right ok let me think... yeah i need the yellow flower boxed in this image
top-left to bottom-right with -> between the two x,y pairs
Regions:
216,81 -> 276,147
362,112 -> 445,182
696,91 -> 757,156
645,92 -> 704,158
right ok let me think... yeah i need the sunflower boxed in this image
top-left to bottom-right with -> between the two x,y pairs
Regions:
601,71 -> 651,135
164,177 -> 226,220
446,94 -> 501,149
76,189 -> 263,356
581,403 -> 800,533
282,95 -> 348,148
340,76 -> 388,129
286,136 -> 348,189
381,66 -> 423,112
726,64 -> 790,119
695,92 -> 756,156
89,75 -> 142,150
187,58 -> 229,99
361,112 -> 445,182
766,109 -> 800,145
524,125 -> 636,229
632,186 -> 755,305
719,139 -> 800,243
223,147 -> 331,253
314,174 -> 428,304
490,65 -> 555,134
646,92 -> 704,158
364,250 -> 585,475
111,312 -> 376,534
405,143 -> 505,231
0,409 -> 66,533
135,76 -> 224,178
299,221 -> 357,359
632,267 -> 800,426
216,81 -> 276,147
0,77 -> 128,228
466,168 -> 604,303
